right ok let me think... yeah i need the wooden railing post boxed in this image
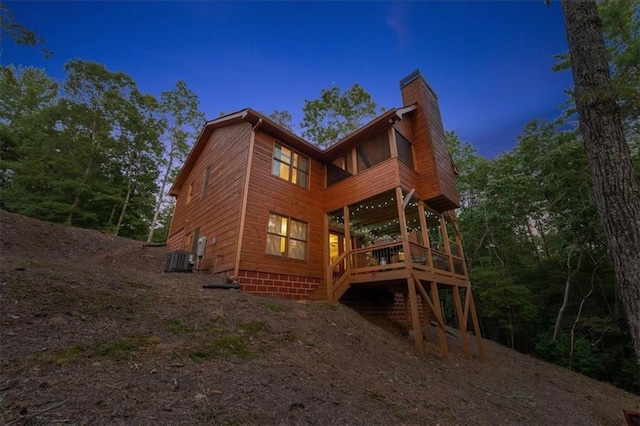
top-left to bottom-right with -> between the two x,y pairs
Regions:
324,213 -> 333,301
344,205 -> 351,273
395,187 -> 411,268
418,201 -> 434,271
440,215 -> 455,274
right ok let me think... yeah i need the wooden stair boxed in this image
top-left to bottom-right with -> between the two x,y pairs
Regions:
307,281 -> 328,300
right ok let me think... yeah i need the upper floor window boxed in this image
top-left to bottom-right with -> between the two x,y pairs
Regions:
395,130 -> 414,169
272,142 -> 309,188
266,213 -> 308,260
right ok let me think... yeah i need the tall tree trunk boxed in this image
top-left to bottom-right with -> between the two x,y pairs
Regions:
108,204 -> 117,226
147,148 -> 175,242
553,245 -> 584,341
67,155 -> 93,225
535,216 -> 551,261
67,119 -> 98,225
115,183 -> 132,236
561,0 -> 640,360
115,158 -> 134,236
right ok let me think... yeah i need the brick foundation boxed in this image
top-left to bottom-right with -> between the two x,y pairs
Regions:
235,270 -> 322,300
340,288 -> 425,326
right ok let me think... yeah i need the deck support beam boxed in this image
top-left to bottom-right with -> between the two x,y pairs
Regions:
430,281 -> 449,359
407,274 -> 424,355
413,274 -> 449,359
468,288 -> 485,358
452,285 -> 472,359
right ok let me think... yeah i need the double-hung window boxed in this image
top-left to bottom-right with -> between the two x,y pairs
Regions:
266,213 -> 308,260
272,142 -> 309,188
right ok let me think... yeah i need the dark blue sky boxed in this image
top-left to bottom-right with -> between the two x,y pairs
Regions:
4,1 -> 573,158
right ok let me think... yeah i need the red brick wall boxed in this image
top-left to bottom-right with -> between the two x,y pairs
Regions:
235,270 -> 322,300
340,289 -> 425,326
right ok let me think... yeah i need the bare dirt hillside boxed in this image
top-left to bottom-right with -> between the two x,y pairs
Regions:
1,209 -> 638,425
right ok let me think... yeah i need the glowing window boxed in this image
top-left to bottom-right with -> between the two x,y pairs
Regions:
272,142 -> 309,188
266,213 -> 308,260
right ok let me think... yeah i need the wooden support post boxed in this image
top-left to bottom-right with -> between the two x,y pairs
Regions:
440,216 -> 455,274
407,275 -> 424,355
468,288 -> 485,358
418,202 -> 434,271
343,205 -> 351,273
389,127 -> 398,158
430,281 -> 449,359
422,292 -> 432,342
453,286 -> 472,359
324,213 -> 332,301
395,187 -> 411,269
451,218 -> 470,277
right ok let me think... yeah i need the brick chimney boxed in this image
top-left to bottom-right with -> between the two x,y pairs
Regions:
400,70 -> 460,211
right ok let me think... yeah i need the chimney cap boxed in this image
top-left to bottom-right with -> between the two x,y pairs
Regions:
399,69 -> 438,99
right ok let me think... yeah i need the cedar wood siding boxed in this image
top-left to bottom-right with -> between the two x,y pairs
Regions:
401,75 -> 460,211
167,122 -> 252,273
323,158 -> 400,212
322,118 -> 421,212
238,128 -> 326,279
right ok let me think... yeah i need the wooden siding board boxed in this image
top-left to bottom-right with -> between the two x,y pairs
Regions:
323,158 -> 400,212
401,75 -> 460,210
238,130 -> 325,278
167,122 -> 252,272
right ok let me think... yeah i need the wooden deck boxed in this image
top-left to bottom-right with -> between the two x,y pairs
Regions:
308,240 -> 484,359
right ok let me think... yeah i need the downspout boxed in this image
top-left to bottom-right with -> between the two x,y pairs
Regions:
233,118 -> 263,281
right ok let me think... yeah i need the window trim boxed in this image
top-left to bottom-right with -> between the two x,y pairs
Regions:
265,212 -> 309,262
271,142 -> 310,189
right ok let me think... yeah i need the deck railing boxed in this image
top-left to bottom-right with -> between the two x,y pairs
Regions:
328,240 -> 468,299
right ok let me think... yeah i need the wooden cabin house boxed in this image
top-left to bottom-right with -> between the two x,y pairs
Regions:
166,70 -> 483,358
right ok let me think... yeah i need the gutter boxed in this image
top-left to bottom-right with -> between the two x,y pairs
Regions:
233,118 -> 263,281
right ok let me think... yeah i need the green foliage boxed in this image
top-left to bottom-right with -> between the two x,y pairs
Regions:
473,267 -> 538,349
301,83 -> 377,148
0,4 -> 52,58
146,80 -> 205,242
266,109 -> 293,130
599,0 -> 640,137
0,62 -> 204,242
449,119 -> 637,390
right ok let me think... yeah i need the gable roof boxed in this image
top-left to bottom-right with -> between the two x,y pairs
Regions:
169,105 -> 417,196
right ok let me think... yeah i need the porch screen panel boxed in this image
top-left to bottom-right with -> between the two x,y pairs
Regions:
357,131 -> 390,172
395,130 -> 414,169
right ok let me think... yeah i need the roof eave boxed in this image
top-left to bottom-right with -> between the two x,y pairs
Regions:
322,104 -> 417,158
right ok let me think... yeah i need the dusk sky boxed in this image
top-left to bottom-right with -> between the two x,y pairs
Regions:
4,1 -> 574,158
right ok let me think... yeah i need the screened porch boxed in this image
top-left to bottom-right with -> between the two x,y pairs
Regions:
326,188 -> 469,302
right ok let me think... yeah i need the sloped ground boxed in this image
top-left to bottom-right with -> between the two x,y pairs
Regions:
0,209 -> 638,425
